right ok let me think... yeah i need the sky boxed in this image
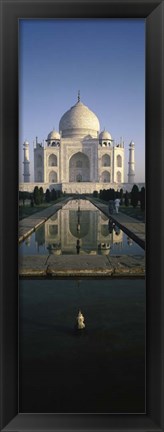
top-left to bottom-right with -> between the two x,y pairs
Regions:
19,18 -> 145,183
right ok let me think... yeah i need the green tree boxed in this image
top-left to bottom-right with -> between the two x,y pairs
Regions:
101,189 -> 108,201
19,191 -> 29,205
131,184 -> 139,208
119,188 -> 123,205
111,189 -> 116,201
45,188 -> 51,203
140,186 -> 145,211
30,197 -> 34,207
51,188 -> 57,201
57,190 -> 61,198
33,186 -> 41,205
124,191 -> 129,207
99,189 -> 102,199
39,187 -> 44,204
93,190 -> 98,198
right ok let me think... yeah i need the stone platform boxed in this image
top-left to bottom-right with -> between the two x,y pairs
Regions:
19,254 -> 145,278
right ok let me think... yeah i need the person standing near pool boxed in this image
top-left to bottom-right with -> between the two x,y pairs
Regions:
114,198 -> 120,214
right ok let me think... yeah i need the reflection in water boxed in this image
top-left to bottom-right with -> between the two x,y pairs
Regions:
35,224 -> 45,247
20,199 -> 144,256
76,239 -> 80,254
127,236 -> 133,246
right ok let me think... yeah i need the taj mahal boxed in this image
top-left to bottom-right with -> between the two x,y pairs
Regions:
20,93 -> 140,194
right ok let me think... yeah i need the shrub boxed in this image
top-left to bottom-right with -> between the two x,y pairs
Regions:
124,191 -> 129,207
45,188 -> 51,203
33,186 -> 41,205
131,184 -> 139,208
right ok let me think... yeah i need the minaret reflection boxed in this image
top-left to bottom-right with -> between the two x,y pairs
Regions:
76,239 -> 81,254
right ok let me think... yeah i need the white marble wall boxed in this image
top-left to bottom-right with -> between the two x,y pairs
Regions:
19,181 -> 145,194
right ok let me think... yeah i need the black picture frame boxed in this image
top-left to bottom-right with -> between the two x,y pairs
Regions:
0,0 -> 164,431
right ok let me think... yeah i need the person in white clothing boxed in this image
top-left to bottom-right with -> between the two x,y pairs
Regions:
114,198 -> 120,214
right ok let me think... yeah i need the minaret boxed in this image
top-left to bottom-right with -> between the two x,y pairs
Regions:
23,140 -> 30,182
78,90 -> 80,102
128,141 -> 135,184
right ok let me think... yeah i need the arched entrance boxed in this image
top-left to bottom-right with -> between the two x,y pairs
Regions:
48,154 -> 57,167
117,155 -> 122,167
69,152 -> 90,182
49,171 -> 57,183
76,174 -> 82,182
101,171 -> 111,183
102,154 -> 111,167
116,171 -> 121,182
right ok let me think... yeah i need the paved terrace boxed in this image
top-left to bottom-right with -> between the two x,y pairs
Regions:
19,197 -> 145,278
19,254 -> 145,278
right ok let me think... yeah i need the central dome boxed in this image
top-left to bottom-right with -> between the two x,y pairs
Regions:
59,100 -> 100,138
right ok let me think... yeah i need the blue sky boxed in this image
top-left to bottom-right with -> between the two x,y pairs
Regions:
19,18 -> 145,182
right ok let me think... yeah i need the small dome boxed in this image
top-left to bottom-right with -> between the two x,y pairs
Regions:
24,140 -> 29,145
47,129 -> 60,140
59,100 -> 100,138
99,130 -> 112,140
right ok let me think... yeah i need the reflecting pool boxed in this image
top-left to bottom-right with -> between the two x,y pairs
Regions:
19,199 -> 144,256
19,200 -> 145,413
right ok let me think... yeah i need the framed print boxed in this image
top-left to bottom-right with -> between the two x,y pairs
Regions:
0,1 -> 164,431
18,17 -> 146,416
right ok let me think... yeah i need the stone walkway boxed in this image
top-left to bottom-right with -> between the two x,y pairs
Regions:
19,254 -> 145,278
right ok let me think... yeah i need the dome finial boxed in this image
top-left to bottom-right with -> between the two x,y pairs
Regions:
78,90 -> 80,102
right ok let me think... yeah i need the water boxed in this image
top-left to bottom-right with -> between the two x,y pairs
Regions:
19,199 -> 144,257
19,200 -> 145,413
19,278 -> 145,414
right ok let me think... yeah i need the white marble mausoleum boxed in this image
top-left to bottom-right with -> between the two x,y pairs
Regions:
20,94 -> 141,194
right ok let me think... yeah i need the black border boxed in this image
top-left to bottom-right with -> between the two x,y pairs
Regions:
0,1 -> 164,431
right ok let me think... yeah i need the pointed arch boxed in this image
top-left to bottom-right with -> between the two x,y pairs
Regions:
48,154 -> 57,167
49,171 -> 57,183
116,171 -> 121,183
69,152 -> 90,182
102,154 -> 111,167
101,171 -> 111,183
117,155 -> 122,167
